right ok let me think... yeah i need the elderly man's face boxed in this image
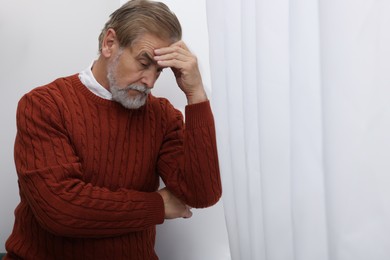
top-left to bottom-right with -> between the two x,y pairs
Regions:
107,33 -> 171,109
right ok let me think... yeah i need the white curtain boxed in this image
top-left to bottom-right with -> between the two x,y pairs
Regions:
206,0 -> 390,259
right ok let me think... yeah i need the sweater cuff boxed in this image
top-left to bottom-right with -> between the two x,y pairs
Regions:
144,192 -> 165,225
185,100 -> 215,129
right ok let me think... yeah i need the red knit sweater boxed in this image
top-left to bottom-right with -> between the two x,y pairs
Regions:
5,74 -> 222,260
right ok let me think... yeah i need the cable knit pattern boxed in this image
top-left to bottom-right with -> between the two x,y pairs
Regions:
5,74 -> 222,260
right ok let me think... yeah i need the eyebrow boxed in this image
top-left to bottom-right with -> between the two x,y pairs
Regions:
140,52 -> 156,65
139,52 -> 166,71
140,52 -> 164,70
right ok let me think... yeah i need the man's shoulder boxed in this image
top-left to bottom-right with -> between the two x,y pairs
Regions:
18,74 -> 79,108
22,74 -> 78,98
30,74 -> 77,91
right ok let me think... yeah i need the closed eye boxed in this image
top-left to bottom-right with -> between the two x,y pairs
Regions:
138,52 -> 164,74
140,61 -> 150,68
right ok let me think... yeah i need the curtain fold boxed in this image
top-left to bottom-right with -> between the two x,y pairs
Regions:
207,0 -> 390,259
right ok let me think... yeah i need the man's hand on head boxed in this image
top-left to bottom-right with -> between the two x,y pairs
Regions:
154,40 -> 208,105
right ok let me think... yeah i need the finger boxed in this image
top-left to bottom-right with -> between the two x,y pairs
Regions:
154,46 -> 189,58
183,207 -> 193,219
154,52 -> 190,63
156,59 -> 187,70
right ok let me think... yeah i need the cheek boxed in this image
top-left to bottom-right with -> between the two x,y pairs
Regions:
115,65 -> 142,85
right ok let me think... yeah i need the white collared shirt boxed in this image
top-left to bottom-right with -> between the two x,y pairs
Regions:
78,61 -> 112,100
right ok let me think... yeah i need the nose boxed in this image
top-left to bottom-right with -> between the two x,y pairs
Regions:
141,68 -> 159,89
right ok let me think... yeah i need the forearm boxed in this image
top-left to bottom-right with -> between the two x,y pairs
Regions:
158,101 -> 222,208
18,162 -> 165,238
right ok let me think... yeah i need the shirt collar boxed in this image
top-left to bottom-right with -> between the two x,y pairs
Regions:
78,61 -> 112,100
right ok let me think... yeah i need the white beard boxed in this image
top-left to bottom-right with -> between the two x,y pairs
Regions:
107,51 -> 150,109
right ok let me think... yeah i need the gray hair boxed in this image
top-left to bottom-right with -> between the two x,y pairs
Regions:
98,0 -> 182,52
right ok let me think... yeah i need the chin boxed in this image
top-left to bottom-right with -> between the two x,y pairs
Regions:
115,95 -> 148,109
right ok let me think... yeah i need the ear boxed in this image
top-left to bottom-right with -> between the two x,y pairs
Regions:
101,28 -> 118,58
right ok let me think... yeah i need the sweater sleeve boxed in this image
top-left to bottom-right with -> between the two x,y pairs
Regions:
14,91 -> 165,238
157,100 -> 222,208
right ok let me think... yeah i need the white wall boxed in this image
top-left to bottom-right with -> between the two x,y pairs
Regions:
0,0 -> 230,259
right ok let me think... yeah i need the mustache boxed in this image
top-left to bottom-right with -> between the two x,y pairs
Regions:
119,85 -> 151,95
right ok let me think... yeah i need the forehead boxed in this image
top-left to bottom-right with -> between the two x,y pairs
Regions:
130,33 -> 173,54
